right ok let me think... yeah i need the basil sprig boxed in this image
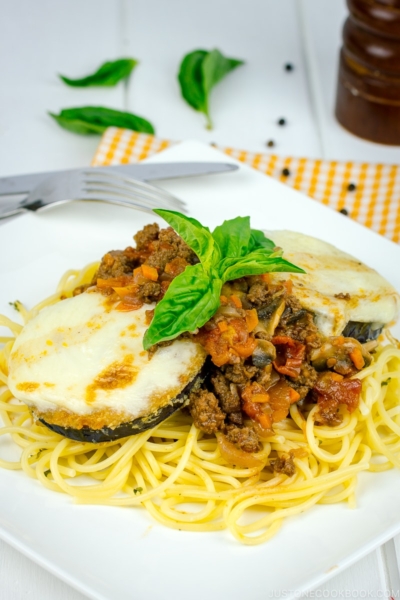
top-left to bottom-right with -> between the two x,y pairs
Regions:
143,211 -> 305,350
178,49 -> 244,129
49,106 -> 155,135
59,58 -> 138,87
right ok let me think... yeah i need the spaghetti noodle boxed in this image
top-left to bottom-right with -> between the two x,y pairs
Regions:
1,264 -> 400,545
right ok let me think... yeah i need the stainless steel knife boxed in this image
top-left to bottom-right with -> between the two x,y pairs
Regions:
0,162 -> 238,197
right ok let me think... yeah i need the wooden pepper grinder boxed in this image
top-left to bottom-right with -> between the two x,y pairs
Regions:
335,0 -> 400,145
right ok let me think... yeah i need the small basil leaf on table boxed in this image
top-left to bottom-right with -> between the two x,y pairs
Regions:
178,48 -> 244,129
143,263 -> 222,349
154,209 -> 220,271
178,50 -> 208,114
49,106 -> 155,135
59,58 -> 138,87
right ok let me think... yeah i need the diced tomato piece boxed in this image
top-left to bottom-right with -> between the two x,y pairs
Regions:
313,372 -> 362,414
267,379 -> 298,422
242,399 -> 272,430
272,336 -> 306,378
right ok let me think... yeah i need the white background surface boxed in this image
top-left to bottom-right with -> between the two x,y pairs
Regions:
0,0 -> 400,598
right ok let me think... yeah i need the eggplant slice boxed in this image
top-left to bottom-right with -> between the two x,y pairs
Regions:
341,321 -> 383,343
40,365 -> 207,443
8,292 -> 208,444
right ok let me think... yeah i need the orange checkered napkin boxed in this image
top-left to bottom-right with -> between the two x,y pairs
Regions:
92,127 -> 400,243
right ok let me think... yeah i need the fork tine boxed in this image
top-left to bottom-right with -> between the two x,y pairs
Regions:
83,170 -> 185,207
83,185 -> 181,210
79,192 -> 188,214
83,181 -> 183,207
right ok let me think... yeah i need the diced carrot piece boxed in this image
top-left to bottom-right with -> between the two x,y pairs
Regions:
245,308 -> 259,332
112,285 -> 138,298
218,321 -> 229,333
350,348 -> 365,370
332,336 -> 345,346
284,279 -> 293,294
251,393 -> 270,403
258,413 -> 272,430
115,300 -> 143,312
97,276 -> 132,289
261,273 -> 270,284
230,295 -> 242,309
220,295 -> 229,305
289,388 -> 300,403
331,372 -> 344,382
133,266 -> 143,277
142,264 -> 158,281
234,337 -> 258,358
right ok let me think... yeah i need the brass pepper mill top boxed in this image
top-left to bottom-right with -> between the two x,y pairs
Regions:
335,0 -> 400,145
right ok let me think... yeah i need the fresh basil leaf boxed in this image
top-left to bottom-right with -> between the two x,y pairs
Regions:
212,216 -> 251,259
146,210 -> 305,349
178,48 -> 244,129
143,264 -> 222,349
59,58 -> 138,87
221,250 -> 305,282
178,50 -> 208,113
48,113 -> 105,135
249,229 -> 276,252
49,106 -> 155,135
201,49 -> 244,97
154,209 -> 220,269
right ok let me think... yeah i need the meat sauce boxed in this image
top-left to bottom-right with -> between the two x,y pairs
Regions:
78,224 -> 371,468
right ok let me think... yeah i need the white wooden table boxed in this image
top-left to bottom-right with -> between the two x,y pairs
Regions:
1,1 -> 400,597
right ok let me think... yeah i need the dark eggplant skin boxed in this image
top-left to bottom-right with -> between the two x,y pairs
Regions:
341,321 -> 383,343
39,363 -> 208,444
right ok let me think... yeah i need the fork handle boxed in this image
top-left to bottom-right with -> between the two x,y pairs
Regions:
0,199 -> 27,219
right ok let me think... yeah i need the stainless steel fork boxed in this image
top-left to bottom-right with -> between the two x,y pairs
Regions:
0,169 -> 186,218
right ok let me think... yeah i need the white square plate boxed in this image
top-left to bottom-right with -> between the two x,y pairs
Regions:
0,141 -> 399,600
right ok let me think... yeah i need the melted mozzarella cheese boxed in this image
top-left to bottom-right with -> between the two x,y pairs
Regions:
265,230 -> 399,336
8,292 -> 206,426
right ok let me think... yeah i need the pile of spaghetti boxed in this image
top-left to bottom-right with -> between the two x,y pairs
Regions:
1,265 -> 400,545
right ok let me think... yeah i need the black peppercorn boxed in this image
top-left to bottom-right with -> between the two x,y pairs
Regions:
347,183 -> 356,192
278,118 -> 286,126
285,63 -> 294,72
282,168 -> 290,177
266,140 -> 275,148
339,208 -> 349,216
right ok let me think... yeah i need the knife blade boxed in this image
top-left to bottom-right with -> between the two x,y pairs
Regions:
0,162 -> 238,197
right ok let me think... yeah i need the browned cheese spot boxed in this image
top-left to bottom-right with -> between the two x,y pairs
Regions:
85,354 -> 138,404
17,382 -> 39,392
127,323 -> 138,338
